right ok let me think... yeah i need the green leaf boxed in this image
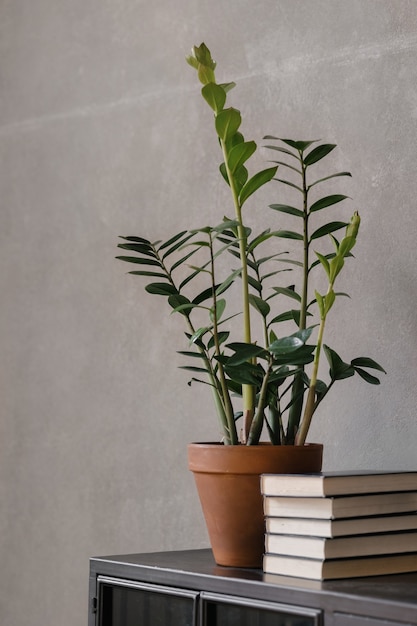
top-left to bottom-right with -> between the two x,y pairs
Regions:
225,343 -> 268,365
119,235 -> 152,245
177,350 -> 205,359
219,162 -> 229,185
224,362 -> 263,386
273,178 -> 303,193
159,230 -> 188,251
192,286 -> 215,305
323,345 -> 355,380
351,357 -> 386,373
272,345 -> 315,366
308,172 -> 352,188
117,243 -> 156,257
218,82 -> 236,94
272,286 -> 302,302
145,283 -> 178,296
201,82 -> 226,113
269,336 -> 302,353
249,294 -> 270,317
168,294 -> 192,315
239,166 -> 278,206
162,232 -> 195,259
353,367 -> 382,385
216,269 -> 241,296
210,298 -> 226,322
170,247 -> 199,272
315,291 -> 325,318
178,365 -> 209,373
116,256 -> 161,267
228,141 -> 257,173
208,331 -> 229,350
304,144 -> 336,166
189,327 -> 209,344
280,139 -> 319,151
310,221 -> 348,240
270,204 -> 304,217
315,252 -> 330,279
128,270 -> 167,278
263,144 -> 300,161
274,229 -> 304,241
309,195 -> 349,213
215,108 -> 241,141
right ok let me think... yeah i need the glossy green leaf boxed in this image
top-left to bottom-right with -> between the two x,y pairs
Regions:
308,171 -> 352,188
119,235 -> 152,245
269,204 -> 304,217
215,107 -> 241,141
170,248 -> 199,272
272,286 -> 302,301
192,286 -> 215,305
274,230 -> 303,240
189,327 -> 209,345
271,345 -> 315,366
168,294 -> 191,313
263,144 -> 300,161
162,232 -> 195,259
351,357 -> 386,373
239,166 -> 278,206
116,256 -> 161,267
216,269 -> 241,296
219,162 -> 229,185
249,294 -> 270,317
201,82 -> 226,113
228,141 -> 256,173
309,194 -> 349,213
224,362 -> 263,385
225,343 -> 268,365
117,242 -> 156,257
210,298 -> 226,322
128,270 -> 167,279
352,367 -> 382,384
273,178 -> 303,193
208,331 -> 229,350
218,81 -> 236,94
310,221 -> 348,240
280,139 -> 318,151
315,252 -> 331,279
323,345 -> 355,380
177,350 -> 205,359
304,144 -> 336,166
145,283 -> 178,296
178,365 -> 209,373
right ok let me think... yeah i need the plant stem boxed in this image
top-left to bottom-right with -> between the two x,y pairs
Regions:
287,151 -> 309,444
220,138 -> 255,442
209,232 -> 238,444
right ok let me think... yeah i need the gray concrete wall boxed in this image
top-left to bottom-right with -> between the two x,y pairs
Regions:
0,1 -> 416,624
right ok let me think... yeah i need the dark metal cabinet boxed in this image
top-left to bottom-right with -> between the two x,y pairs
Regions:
89,549 -> 417,626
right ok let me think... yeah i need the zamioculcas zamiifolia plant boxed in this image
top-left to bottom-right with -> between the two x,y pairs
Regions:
117,43 -> 385,446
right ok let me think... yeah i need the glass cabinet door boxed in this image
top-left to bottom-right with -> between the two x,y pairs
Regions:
201,592 -> 321,626
97,576 -> 198,626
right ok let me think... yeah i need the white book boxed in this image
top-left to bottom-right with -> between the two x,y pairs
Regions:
261,471 -> 417,497
263,491 -> 417,519
265,530 -> 417,559
263,552 -> 417,580
265,513 -> 417,538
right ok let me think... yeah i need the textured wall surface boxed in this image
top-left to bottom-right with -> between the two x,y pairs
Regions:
1,1 -> 416,625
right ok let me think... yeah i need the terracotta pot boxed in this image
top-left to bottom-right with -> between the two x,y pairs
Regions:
188,442 -> 323,568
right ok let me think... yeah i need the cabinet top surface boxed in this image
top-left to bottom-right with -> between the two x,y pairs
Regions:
90,548 -> 417,608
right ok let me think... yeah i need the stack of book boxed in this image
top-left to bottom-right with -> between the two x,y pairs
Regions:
261,470 -> 417,580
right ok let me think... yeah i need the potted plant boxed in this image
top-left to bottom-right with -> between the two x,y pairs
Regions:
116,43 -> 385,567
